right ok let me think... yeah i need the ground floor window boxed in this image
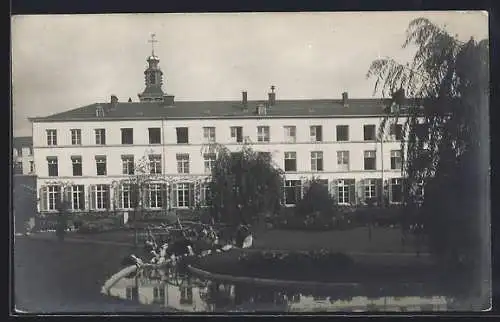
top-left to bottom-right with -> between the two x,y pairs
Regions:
337,180 -> 350,204
153,286 -> 165,303
180,286 -> 193,305
45,185 -> 60,211
90,184 -> 110,210
148,184 -> 164,208
120,184 -> 132,209
364,179 -> 377,200
176,183 -> 192,208
284,180 -> 301,205
390,178 -> 403,203
71,185 -> 85,210
201,184 -> 212,207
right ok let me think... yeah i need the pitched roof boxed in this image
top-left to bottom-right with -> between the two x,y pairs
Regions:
13,136 -> 32,150
30,98 -> 400,122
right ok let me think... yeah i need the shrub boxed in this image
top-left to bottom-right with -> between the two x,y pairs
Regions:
295,179 -> 336,219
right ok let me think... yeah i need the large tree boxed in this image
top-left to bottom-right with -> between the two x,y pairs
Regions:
205,142 -> 285,227
367,18 -> 489,296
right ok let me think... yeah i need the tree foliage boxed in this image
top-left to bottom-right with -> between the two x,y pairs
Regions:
205,142 -> 285,226
295,177 -> 336,218
367,17 -> 489,291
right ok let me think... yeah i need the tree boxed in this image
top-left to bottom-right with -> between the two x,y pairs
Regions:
205,141 -> 285,227
367,18 -> 489,295
295,177 -> 336,218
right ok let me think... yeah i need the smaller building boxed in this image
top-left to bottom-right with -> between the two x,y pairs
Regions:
13,136 -> 35,176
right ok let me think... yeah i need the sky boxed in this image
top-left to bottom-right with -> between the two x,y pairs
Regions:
11,11 -> 488,137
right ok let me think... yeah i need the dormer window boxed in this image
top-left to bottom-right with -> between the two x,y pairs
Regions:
96,106 -> 104,117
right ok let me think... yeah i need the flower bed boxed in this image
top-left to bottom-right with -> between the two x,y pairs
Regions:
191,249 -> 440,284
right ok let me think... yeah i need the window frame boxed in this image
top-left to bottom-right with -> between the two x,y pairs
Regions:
121,128 -> 134,145
284,152 -> 297,172
176,153 -> 190,174
176,127 -> 189,144
203,127 -> 216,143
363,150 -> 377,170
95,156 -> 107,176
203,153 -> 216,174
95,129 -> 106,145
148,128 -> 162,145
363,124 -> 376,141
71,129 -> 82,145
230,126 -> 243,143
47,157 -> 58,177
310,125 -> 323,142
337,179 -> 350,205
284,126 -> 296,143
336,125 -> 349,142
46,129 -> 57,146
71,156 -> 82,176
311,151 -> 324,172
390,150 -> 402,170
149,155 -> 162,174
257,126 -> 270,143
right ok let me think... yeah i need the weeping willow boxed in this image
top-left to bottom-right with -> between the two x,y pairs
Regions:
367,17 -> 489,294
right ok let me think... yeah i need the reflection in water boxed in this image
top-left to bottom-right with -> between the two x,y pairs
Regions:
105,265 -> 450,312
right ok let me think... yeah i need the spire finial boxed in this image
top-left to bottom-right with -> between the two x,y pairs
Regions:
148,33 -> 158,56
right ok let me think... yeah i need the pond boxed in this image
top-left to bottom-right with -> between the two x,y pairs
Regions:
102,263 -> 454,312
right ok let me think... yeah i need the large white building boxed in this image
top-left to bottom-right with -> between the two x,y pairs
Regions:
30,47 -> 416,216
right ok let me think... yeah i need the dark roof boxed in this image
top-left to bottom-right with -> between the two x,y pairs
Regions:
29,98 -> 401,122
13,136 -> 32,150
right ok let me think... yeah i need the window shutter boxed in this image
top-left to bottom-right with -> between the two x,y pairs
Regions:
64,186 -> 72,210
89,185 -> 96,210
331,181 -> 339,204
376,179 -> 383,205
116,185 -> 122,209
161,184 -> 168,209
105,185 -> 111,209
143,184 -> 150,209
40,187 -> 48,211
358,179 -> 365,204
349,179 -> 356,205
189,183 -> 195,208
171,183 -> 177,208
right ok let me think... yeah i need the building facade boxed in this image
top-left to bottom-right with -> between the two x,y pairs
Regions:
13,136 -> 35,176
30,49 -> 418,215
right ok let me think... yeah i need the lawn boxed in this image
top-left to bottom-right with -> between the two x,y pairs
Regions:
13,237 -> 166,313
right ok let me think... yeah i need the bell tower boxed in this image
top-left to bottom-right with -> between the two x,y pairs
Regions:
138,34 -> 165,102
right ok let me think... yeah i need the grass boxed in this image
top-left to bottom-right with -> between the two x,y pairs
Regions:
13,237 -> 160,313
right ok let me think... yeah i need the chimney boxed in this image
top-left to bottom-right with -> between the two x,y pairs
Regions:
110,95 -> 118,108
268,85 -> 276,106
162,95 -> 175,106
242,91 -> 248,107
342,92 -> 349,108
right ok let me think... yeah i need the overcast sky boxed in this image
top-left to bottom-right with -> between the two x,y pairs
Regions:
11,11 -> 488,137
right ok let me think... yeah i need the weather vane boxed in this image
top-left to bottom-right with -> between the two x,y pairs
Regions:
148,33 -> 158,56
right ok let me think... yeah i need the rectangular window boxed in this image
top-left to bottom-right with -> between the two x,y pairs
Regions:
46,129 -> 57,146
96,156 -> 107,176
95,129 -> 106,145
337,179 -> 350,204
148,184 -> 164,208
176,183 -> 191,208
176,127 -> 189,144
149,155 -> 162,174
284,126 -> 296,143
121,128 -> 134,145
121,184 -> 132,209
337,151 -> 349,171
47,157 -> 58,177
71,185 -> 85,210
71,156 -> 82,176
390,124 -> 403,140
148,128 -> 161,144
336,125 -> 349,141
364,179 -> 377,200
153,286 -> 166,303
203,127 -> 216,143
180,286 -> 193,305
176,154 -> 190,174
257,126 -> 270,143
284,180 -> 301,205
230,126 -> 243,143
391,150 -> 402,170
390,178 -> 403,203
71,129 -> 81,145
284,152 -> 297,172
364,124 -> 376,141
364,150 -> 376,170
47,185 -> 60,211
310,125 -> 323,142
95,184 -> 109,209
204,153 -> 216,174
201,184 -> 212,207
311,151 -> 324,171
14,162 -> 23,175
122,155 -> 135,175
29,161 -> 34,173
